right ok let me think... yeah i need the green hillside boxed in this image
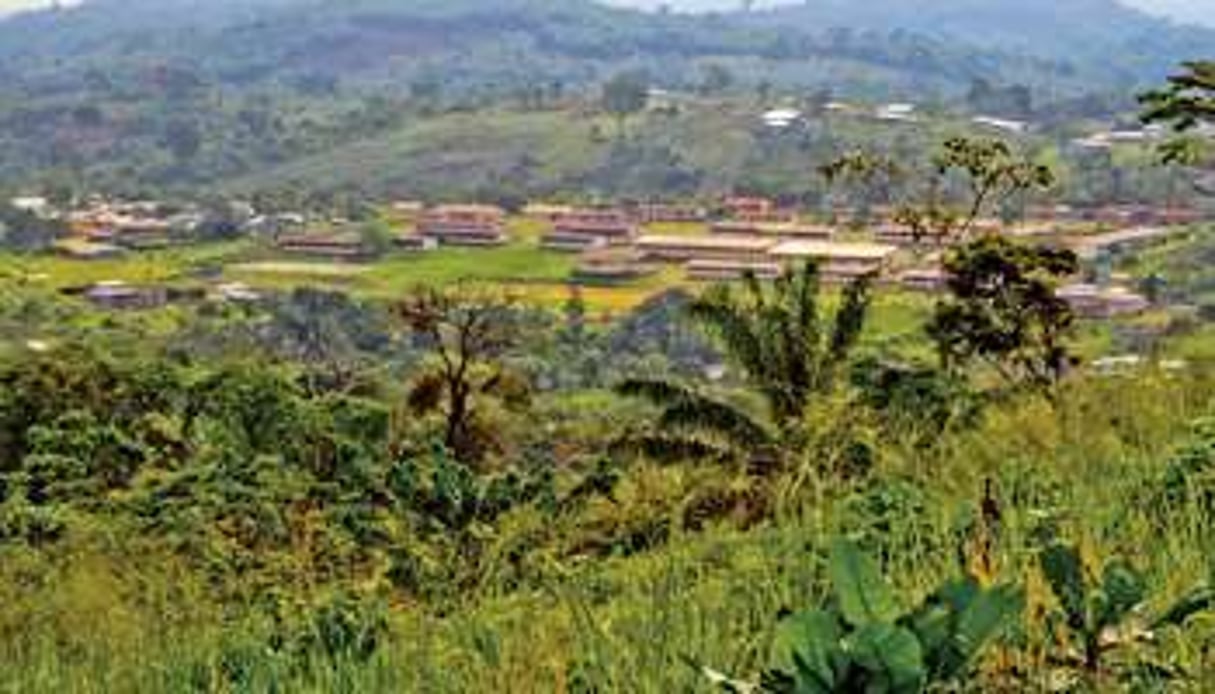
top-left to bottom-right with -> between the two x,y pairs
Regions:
0,0 -> 1209,194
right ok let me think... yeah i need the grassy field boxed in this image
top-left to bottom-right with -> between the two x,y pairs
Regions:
0,241 -> 253,289
3,371 -> 1213,692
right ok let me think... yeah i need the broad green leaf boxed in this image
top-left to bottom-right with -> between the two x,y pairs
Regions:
1041,543 -> 1088,631
1096,561 -> 1145,630
771,609 -> 840,691
940,583 -> 1024,679
829,539 -> 900,626
933,576 -> 981,614
1152,587 -> 1215,630
792,652 -> 835,694
906,604 -> 951,661
844,624 -> 926,694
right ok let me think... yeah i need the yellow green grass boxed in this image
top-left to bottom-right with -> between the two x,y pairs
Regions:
3,373 -> 1212,692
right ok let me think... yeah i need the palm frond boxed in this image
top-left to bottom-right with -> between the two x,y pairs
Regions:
828,273 -> 874,367
688,296 -> 768,379
656,393 -> 775,449
794,262 -> 822,346
615,377 -> 699,407
610,431 -> 735,465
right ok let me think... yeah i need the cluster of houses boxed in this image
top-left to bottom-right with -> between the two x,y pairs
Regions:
67,280 -> 262,311
759,101 -> 1211,153
762,101 -> 1036,135
10,190 -> 1206,321
55,198 -> 207,257
8,195 -> 219,259
261,193 -> 1191,319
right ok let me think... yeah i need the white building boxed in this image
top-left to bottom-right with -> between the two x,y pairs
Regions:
761,108 -> 803,130
972,116 -> 1029,134
875,103 -> 918,123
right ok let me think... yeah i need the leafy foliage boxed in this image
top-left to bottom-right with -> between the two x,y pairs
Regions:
397,286 -> 531,465
1141,60 -> 1215,133
700,538 -> 1024,693
1038,541 -> 1214,680
824,137 -> 1054,247
928,235 -> 1079,391
616,264 -> 872,467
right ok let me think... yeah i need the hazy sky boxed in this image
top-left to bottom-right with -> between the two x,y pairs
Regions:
0,0 -> 1209,26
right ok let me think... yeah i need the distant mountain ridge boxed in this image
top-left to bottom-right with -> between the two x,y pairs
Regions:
603,0 -> 1215,28
0,0 -> 1207,192
747,0 -> 1212,63
0,0 -> 1079,89
2,0 -> 1208,88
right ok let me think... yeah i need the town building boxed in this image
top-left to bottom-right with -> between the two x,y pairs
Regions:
572,249 -> 656,285
417,204 -> 508,246
634,203 -> 708,224
1071,226 -> 1178,259
276,232 -> 367,259
722,196 -> 792,223
10,196 -> 52,217
875,103 -> 918,123
686,259 -> 784,282
1057,283 -> 1151,318
541,209 -> 638,252
53,238 -> 127,260
81,281 -> 168,310
637,234 -> 778,263
394,234 -> 439,252
898,267 -> 950,292
768,240 -> 899,282
972,116 -> 1030,134
523,203 -> 576,221
761,108 -> 803,130
710,221 -> 835,241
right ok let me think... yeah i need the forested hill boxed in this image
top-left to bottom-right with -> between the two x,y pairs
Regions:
2,0 -> 1208,96
745,0 -> 1213,82
0,0 -> 1209,193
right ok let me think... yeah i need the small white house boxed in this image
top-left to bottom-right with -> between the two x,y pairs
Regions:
10,196 -> 51,217
972,116 -> 1029,134
875,103 -> 918,123
761,108 -> 803,130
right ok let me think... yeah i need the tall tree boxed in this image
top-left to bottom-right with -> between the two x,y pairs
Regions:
1141,60 -> 1215,190
1141,61 -> 1215,133
927,236 -> 1078,392
601,72 -> 649,135
822,137 -> 1053,245
616,264 -> 872,466
396,287 -> 530,466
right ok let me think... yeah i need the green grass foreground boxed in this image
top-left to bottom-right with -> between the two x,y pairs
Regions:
3,372 -> 1213,692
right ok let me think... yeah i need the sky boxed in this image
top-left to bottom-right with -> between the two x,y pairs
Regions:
0,0 -> 1209,26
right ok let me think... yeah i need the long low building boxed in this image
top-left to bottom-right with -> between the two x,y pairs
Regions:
769,240 -> 899,283
769,240 -> 898,266
541,231 -> 610,253
1057,284 -> 1151,318
276,233 -> 367,259
635,203 -> 708,223
686,259 -> 784,281
709,221 -> 835,240
545,209 -> 638,248
873,224 -> 921,246
637,234 -> 778,262
898,267 -> 949,292
418,204 -> 508,246
572,248 -> 656,285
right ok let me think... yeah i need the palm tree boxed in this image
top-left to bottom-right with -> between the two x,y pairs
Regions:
615,263 -> 872,467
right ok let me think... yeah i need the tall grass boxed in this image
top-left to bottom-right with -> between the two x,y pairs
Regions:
3,371 -> 1214,692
